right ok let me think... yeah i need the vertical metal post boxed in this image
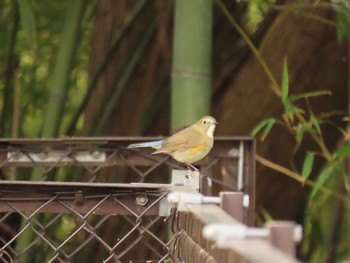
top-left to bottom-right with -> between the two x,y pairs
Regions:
237,140 -> 244,190
220,192 -> 244,223
267,221 -> 296,257
245,139 -> 256,226
200,175 -> 212,195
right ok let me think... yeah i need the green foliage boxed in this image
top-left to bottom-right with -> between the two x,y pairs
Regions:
310,163 -> 337,199
246,0 -> 276,31
0,0 -> 90,137
289,90 -> 333,102
301,152 -> 314,180
251,59 -> 349,261
251,117 -> 276,141
261,209 -> 274,222
281,60 -> 304,118
17,0 -> 37,49
333,142 -> 350,158
332,0 -> 350,42
0,1 -> 93,260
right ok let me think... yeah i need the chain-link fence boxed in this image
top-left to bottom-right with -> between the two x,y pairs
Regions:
0,181 -> 172,262
0,137 -> 297,263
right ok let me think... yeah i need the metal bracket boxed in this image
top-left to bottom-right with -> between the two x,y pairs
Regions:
74,191 -> 84,205
167,192 -> 219,211
203,223 -> 303,247
158,196 -> 172,217
171,169 -> 200,191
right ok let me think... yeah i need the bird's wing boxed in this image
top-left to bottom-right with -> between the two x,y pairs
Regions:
153,128 -> 204,154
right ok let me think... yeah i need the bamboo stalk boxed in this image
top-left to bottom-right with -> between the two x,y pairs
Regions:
16,1 -> 87,261
41,0 -> 87,137
1,2 -> 19,137
171,0 -> 213,130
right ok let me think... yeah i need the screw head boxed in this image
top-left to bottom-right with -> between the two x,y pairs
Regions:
136,195 -> 148,206
10,151 -> 23,160
37,152 -> 48,160
90,151 -> 102,159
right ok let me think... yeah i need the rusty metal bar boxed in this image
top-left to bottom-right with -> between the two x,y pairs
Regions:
0,181 -> 169,216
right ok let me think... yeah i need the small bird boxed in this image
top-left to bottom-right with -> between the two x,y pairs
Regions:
127,116 -> 218,171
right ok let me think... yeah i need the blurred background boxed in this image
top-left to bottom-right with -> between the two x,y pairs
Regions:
0,0 -> 349,262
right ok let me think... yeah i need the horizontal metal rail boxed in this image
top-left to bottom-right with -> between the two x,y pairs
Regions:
0,181 -> 171,216
172,204 -> 301,263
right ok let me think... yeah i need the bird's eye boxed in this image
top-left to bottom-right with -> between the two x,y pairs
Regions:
202,120 -> 208,125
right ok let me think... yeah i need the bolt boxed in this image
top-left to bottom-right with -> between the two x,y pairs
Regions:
90,151 -> 102,159
10,151 -> 23,160
136,195 -> 148,206
37,152 -> 48,160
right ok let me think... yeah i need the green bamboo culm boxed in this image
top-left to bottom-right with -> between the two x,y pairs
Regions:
171,0 -> 213,130
41,0 -> 86,138
15,1 -> 87,262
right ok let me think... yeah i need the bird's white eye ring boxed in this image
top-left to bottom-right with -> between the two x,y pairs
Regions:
202,120 -> 208,125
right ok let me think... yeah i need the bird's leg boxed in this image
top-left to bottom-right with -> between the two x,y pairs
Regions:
185,163 -> 200,176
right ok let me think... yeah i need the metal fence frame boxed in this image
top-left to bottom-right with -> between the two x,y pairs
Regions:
0,137 -> 300,263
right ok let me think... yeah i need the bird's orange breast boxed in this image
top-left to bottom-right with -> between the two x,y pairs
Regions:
188,142 -> 205,153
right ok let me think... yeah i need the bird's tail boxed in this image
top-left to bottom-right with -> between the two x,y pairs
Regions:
127,140 -> 164,150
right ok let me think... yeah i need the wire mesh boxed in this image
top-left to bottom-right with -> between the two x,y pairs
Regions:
0,137 -> 255,263
170,210 -> 251,263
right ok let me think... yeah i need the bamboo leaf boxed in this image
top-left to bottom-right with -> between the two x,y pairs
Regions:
295,127 -> 304,144
281,59 -> 289,103
251,118 -> 276,140
284,101 -> 301,117
302,152 -> 314,180
334,143 -> 350,158
289,90 -> 332,102
310,164 -> 335,199
261,209 -> 273,222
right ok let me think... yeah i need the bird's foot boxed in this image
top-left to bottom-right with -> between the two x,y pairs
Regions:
185,163 -> 200,176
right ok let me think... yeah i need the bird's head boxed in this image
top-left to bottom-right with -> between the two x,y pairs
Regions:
195,116 -> 218,138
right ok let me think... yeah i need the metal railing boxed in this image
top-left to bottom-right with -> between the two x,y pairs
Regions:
0,137 -> 300,263
169,191 -> 302,263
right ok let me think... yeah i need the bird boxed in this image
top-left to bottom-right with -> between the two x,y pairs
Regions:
127,116 -> 218,171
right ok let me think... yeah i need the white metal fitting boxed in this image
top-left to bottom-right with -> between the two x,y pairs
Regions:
167,192 -> 220,211
203,223 -> 303,248
243,194 -> 249,207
